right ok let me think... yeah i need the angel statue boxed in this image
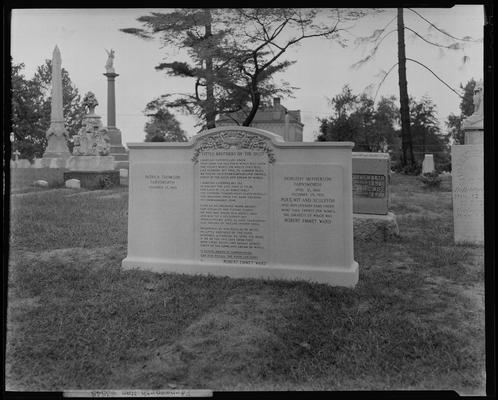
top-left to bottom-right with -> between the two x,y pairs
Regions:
105,49 -> 115,73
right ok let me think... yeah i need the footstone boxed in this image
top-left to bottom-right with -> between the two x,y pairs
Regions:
63,170 -> 119,190
352,152 -> 390,215
123,127 -> 359,287
65,179 -> 81,189
33,180 -> 49,187
451,145 -> 483,245
353,212 -> 399,242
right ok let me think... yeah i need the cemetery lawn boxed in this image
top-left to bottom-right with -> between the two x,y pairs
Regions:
7,175 -> 485,394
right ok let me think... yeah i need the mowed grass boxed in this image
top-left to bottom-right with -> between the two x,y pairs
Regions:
6,175 -> 485,393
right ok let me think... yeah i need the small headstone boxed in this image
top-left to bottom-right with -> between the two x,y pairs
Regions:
65,179 -> 81,189
422,154 -> 435,174
33,180 -> 49,187
119,168 -> 128,178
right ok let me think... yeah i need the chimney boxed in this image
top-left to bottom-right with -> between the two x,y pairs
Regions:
273,98 -> 281,108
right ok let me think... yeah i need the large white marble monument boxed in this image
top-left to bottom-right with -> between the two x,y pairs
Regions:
43,45 -> 71,160
452,79 -> 484,245
123,127 -> 359,287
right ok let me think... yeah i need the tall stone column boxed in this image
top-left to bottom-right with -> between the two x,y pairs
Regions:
103,50 -> 128,169
43,45 -> 71,161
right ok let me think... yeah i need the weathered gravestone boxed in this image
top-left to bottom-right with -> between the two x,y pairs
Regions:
123,127 -> 359,287
452,80 -> 484,245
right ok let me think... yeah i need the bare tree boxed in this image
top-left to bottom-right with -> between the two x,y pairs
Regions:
352,8 -> 481,169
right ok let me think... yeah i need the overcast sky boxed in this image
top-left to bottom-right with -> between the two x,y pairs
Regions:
11,7 -> 484,146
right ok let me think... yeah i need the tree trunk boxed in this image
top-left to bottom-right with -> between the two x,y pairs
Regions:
242,76 -> 260,126
204,9 -> 216,129
397,8 -> 415,167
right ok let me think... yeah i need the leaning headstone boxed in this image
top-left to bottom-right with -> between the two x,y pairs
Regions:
422,154 -> 435,174
452,79 -> 484,245
33,180 -> 49,187
123,127 -> 359,287
65,179 -> 81,189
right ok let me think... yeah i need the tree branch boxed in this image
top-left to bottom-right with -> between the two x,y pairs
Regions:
405,26 -> 463,49
406,58 -> 464,98
407,8 -> 481,42
373,62 -> 398,102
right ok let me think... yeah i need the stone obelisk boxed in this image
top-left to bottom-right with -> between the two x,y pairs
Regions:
43,45 -> 70,159
103,49 -> 128,169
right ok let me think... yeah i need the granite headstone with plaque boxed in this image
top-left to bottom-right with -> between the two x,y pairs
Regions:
351,152 -> 399,241
352,152 -> 390,215
122,127 -> 359,287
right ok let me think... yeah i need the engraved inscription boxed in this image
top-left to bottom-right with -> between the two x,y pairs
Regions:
280,176 -> 336,225
145,174 -> 181,190
352,174 -> 386,198
198,150 -> 268,265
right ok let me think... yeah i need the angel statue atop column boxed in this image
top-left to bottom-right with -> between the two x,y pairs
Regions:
105,49 -> 115,74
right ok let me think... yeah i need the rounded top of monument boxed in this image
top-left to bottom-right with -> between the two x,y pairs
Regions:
192,126 -> 285,144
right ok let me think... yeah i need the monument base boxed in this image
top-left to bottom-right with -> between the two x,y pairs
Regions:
67,155 -> 115,171
353,212 -> 399,242
63,170 -> 119,190
106,126 -> 128,169
37,157 -> 69,168
122,258 -> 359,287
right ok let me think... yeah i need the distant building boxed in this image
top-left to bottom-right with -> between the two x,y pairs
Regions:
216,98 -> 304,142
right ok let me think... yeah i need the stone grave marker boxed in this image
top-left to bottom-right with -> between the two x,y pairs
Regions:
122,127 -> 359,287
452,79 -> 484,245
352,152 -> 390,215
33,180 -> 49,187
65,179 -> 81,189
452,145 -> 484,244
422,154 -> 435,173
